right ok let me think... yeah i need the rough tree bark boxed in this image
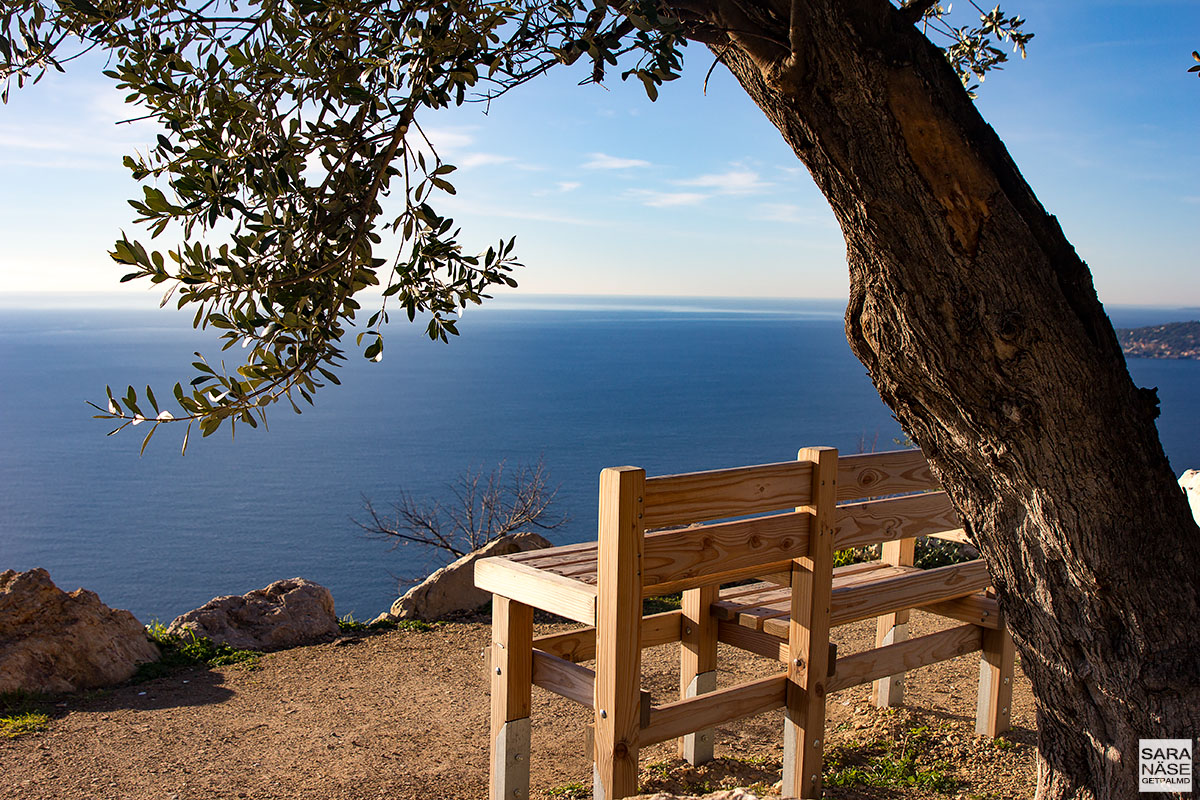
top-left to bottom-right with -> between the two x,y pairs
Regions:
668,0 -> 1200,797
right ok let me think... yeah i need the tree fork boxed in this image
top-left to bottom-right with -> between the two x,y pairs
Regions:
669,0 -> 1200,796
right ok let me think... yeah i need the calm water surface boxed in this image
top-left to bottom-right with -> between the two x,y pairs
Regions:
1,296 -> 1196,621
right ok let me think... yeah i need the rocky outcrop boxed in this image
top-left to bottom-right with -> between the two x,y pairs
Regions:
167,577 -> 339,651
376,532 -> 551,623
0,568 -> 160,694
1180,470 -> 1200,522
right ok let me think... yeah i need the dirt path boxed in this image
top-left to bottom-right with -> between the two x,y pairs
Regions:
1,611 -> 1037,799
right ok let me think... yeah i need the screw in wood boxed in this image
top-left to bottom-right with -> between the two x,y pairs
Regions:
600,709 -> 607,719
495,667 -> 502,675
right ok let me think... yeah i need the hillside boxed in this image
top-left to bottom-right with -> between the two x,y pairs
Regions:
1117,321 -> 1200,359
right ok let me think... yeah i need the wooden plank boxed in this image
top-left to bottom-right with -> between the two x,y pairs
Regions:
475,557 -> 598,625
873,536 -> 916,708
975,625 -> 1015,737
533,610 -> 682,663
679,584 -> 720,764
833,491 -> 960,550
532,649 -> 595,708
723,566 -> 916,636
828,559 -> 992,628
646,560 -> 797,597
784,446 -> 837,800
642,460 -> 814,529
836,449 -> 936,502
506,540 -> 596,564
758,561 -> 991,638
928,528 -> 969,543
489,597 -> 533,800
642,510 -> 811,592
828,624 -> 983,693
923,593 -> 1001,629
640,673 -> 789,747
593,466 -> 645,800
717,619 -> 788,662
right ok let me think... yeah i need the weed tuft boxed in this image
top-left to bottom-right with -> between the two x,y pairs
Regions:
546,780 -> 589,798
642,593 -> 682,615
134,623 -> 261,682
0,691 -> 52,739
0,711 -> 49,738
825,726 -> 960,793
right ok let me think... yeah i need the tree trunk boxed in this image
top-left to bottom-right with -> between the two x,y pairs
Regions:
669,0 -> 1200,796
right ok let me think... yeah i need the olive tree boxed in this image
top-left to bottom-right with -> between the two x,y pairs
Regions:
4,3 -> 1197,797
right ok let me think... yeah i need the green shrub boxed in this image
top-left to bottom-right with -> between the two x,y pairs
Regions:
134,623 -> 261,682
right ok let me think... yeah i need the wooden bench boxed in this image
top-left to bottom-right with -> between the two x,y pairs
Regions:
475,448 -> 1014,800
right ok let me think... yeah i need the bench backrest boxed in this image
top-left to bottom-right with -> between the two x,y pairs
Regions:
623,448 -> 961,596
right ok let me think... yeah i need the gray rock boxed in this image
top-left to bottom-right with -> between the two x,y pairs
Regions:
168,577 -> 339,651
0,568 -> 160,694
377,532 -> 551,623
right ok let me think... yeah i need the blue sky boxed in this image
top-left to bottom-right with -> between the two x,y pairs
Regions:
0,0 -> 1197,306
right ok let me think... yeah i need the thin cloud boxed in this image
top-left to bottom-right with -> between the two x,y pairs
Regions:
557,181 -> 581,192
583,152 -> 652,169
676,169 -> 770,195
630,190 -> 708,207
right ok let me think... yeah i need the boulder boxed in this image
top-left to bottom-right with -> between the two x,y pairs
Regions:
167,577 -> 339,651
0,568 -> 160,694
377,532 -> 551,623
1180,470 -> 1200,523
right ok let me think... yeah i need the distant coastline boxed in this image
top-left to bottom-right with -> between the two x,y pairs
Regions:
1117,321 -> 1200,360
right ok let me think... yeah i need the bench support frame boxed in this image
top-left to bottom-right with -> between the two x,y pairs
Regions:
479,447 -> 1016,800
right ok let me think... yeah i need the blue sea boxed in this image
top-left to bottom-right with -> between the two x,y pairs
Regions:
2,295 -> 1197,623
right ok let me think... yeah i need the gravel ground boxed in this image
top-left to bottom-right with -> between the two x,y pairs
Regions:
1,610 -> 1037,799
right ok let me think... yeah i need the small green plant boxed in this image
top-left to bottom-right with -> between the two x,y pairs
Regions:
0,710 -> 49,738
914,537 -> 975,568
642,593 -> 682,615
0,691 -> 52,739
134,623 -> 261,682
546,779 -> 589,798
833,545 -> 880,567
337,613 -> 372,632
394,619 -> 436,632
825,729 -> 960,793
993,736 -> 1016,751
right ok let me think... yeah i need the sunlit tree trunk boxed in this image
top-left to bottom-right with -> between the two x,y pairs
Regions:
670,0 -> 1200,796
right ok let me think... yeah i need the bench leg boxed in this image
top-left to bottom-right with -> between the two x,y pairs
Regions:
679,585 -> 719,764
490,597 -> 533,800
783,446 -> 837,800
975,623 -> 1014,737
593,466 -> 645,800
873,537 -> 915,708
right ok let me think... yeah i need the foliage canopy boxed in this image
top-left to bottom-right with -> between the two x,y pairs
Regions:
1,0 -> 1029,452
